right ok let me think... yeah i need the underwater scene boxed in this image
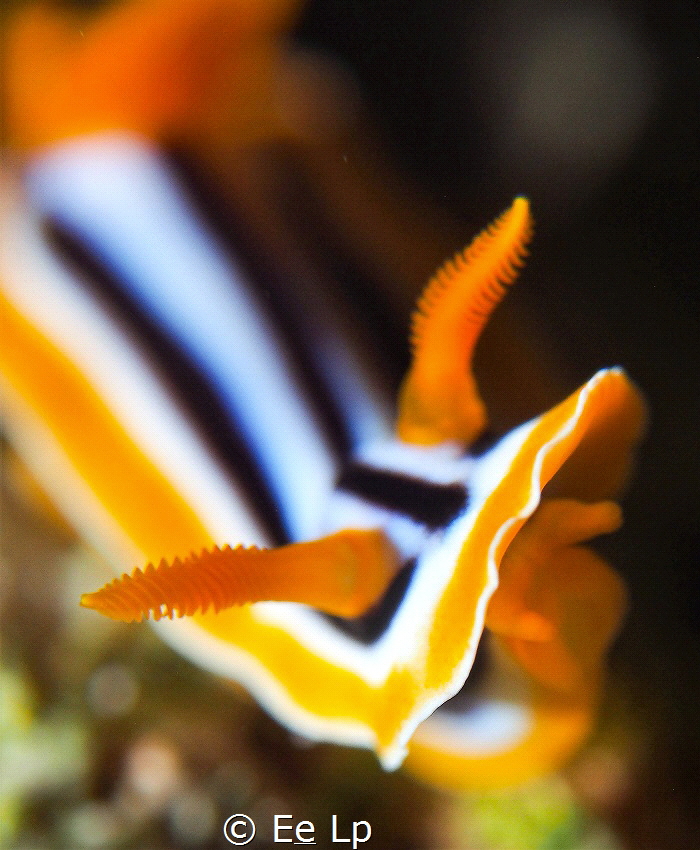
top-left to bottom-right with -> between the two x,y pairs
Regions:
1,1 -> 698,848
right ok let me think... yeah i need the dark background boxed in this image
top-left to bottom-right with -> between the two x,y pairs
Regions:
295,0 -> 700,844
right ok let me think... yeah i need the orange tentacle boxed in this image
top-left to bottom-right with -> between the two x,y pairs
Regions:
397,197 -> 533,446
81,529 -> 399,622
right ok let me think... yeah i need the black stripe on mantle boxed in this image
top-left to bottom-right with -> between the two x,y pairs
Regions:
43,217 -> 290,546
337,462 -> 468,529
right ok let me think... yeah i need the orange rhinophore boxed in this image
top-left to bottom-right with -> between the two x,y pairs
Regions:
81,529 -> 399,622
397,197 -> 533,446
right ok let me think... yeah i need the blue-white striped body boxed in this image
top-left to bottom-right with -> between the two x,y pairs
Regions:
14,133 -> 487,565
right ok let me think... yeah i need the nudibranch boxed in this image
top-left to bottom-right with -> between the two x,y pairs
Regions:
0,0 -> 645,792
0,171 -> 643,786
